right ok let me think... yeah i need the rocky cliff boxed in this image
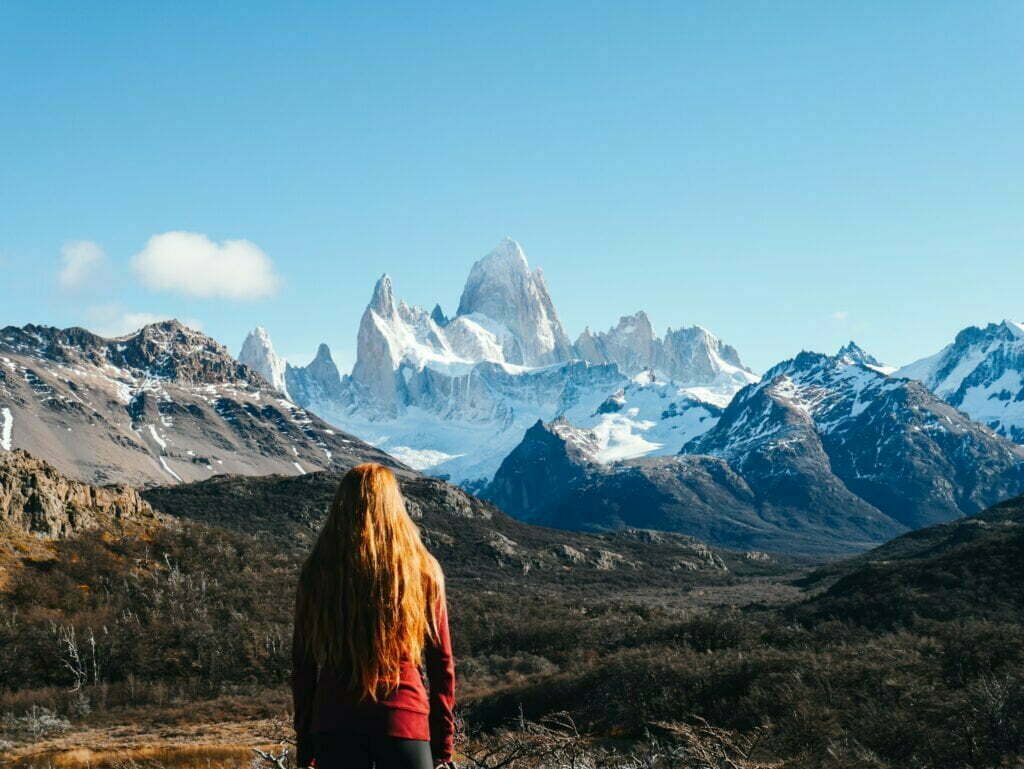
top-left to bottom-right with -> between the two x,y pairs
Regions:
0,448 -> 156,538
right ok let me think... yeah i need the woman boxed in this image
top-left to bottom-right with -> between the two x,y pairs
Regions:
292,464 -> 456,769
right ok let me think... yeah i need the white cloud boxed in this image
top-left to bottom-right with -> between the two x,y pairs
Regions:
132,231 -> 281,300
831,310 -> 849,321
84,304 -> 203,338
58,241 -> 107,289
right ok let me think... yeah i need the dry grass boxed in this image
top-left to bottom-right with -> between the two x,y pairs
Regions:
2,715 -> 282,769
6,713 -> 784,769
9,743 -> 274,769
456,712 -> 783,769
0,524 -> 56,592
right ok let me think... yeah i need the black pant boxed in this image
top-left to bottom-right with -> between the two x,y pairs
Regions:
312,731 -> 434,769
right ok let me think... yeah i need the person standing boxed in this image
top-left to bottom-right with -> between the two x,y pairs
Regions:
292,464 -> 456,769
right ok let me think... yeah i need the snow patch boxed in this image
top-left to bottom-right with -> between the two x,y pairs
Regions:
147,424 -> 167,450
0,407 -> 13,450
158,455 -> 182,482
387,446 -> 465,471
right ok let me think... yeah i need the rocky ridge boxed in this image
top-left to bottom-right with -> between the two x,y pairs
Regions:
0,320 -> 402,487
142,468 -> 772,580
574,312 -> 757,400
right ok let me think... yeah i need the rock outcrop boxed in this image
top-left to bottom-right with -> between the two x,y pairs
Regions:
0,449 -> 155,538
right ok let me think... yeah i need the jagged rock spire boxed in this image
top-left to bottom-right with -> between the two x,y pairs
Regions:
836,341 -> 884,368
369,274 -> 397,317
239,325 -> 290,396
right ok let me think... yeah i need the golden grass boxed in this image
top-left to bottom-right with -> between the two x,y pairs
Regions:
2,711 -> 286,769
11,742 -> 280,769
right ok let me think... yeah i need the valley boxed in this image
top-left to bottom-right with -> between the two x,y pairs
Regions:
2,451 -> 1022,768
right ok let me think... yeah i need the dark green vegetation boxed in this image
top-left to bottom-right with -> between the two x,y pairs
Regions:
2,473 -> 1023,768
798,495 -> 1024,628
141,470 -> 791,588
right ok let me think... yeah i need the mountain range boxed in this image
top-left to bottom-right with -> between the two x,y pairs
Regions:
2,238 -> 1024,555
242,238 -> 756,486
232,238 -> 1024,553
487,347 -> 1024,554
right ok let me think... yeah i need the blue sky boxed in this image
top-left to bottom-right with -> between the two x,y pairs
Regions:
2,1 -> 1022,373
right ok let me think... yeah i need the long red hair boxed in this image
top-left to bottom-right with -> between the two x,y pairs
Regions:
296,463 -> 444,700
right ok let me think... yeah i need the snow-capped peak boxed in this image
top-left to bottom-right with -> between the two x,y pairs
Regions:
613,311 -> 655,340
835,341 -> 894,374
247,325 -> 273,346
457,239 -> 537,305
369,274 -> 397,318
686,347 -> 912,469
659,325 -> 758,398
475,236 -> 530,272
837,341 -> 873,362
897,319 -> 1024,443
455,239 -> 573,366
1002,319 -> 1024,339
575,311 -> 656,377
239,325 -> 290,396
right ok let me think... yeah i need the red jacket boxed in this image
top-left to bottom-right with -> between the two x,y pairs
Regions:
291,593 -> 456,765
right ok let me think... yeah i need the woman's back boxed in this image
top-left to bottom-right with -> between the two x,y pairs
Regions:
291,464 -> 456,769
